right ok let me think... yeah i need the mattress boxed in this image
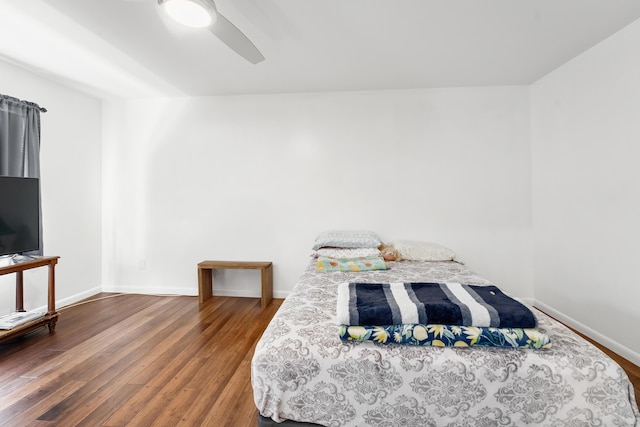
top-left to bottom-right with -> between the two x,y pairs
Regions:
251,260 -> 640,426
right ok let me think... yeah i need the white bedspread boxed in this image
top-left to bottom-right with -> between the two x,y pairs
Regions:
252,260 -> 640,426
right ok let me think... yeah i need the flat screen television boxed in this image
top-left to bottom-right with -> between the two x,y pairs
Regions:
0,176 -> 40,257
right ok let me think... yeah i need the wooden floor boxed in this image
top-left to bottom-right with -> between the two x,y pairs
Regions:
0,294 -> 281,427
0,294 -> 638,427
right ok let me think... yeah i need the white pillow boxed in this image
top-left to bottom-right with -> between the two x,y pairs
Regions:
392,240 -> 463,263
312,230 -> 382,251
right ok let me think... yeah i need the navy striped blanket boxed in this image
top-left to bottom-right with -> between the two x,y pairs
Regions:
336,282 -> 537,328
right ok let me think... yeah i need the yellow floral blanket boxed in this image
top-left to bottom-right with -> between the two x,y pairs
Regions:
340,323 -> 551,349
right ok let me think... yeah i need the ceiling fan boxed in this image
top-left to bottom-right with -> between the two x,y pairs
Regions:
156,0 -> 264,64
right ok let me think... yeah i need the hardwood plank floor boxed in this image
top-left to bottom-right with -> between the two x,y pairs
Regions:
0,294 -> 638,426
0,294 -> 281,427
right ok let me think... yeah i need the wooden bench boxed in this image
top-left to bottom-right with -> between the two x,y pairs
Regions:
197,260 -> 273,309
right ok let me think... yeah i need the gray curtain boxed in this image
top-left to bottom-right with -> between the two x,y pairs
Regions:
0,94 -> 46,255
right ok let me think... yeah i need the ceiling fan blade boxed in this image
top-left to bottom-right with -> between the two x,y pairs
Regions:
209,12 -> 265,64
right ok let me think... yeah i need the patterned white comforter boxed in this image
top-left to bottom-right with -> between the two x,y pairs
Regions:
252,260 -> 640,426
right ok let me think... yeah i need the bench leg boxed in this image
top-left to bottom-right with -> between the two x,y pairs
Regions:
198,267 -> 213,305
261,264 -> 273,308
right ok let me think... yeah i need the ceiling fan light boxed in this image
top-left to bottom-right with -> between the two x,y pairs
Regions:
161,0 -> 214,28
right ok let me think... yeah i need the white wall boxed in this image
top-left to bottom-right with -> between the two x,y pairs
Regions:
102,87 -> 533,300
0,59 -> 102,314
531,19 -> 640,362
5,14 -> 638,366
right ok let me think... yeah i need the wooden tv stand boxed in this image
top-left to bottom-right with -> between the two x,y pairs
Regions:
0,256 -> 60,344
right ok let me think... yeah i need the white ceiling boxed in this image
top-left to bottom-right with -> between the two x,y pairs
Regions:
2,0 -> 640,99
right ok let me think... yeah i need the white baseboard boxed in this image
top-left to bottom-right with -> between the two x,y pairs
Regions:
210,289 -> 290,299
32,286 -> 102,312
100,285 -> 290,300
101,285 -> 198,296
535,300 -> 640,367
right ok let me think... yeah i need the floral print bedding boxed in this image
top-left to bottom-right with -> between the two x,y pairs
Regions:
340,323 -> 552,349
251,260 -> 640,426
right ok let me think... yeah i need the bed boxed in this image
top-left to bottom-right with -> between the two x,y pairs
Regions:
251,257 -> 640,426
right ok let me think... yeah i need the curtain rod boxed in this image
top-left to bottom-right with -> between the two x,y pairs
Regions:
0,94 -> 47,113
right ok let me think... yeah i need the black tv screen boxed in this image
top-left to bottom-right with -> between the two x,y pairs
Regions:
0,176 -> 40,257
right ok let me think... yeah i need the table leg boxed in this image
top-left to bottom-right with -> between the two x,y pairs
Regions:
48,262 -> 56,315
48,316 -> 58,332
16,271 -> 25,312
